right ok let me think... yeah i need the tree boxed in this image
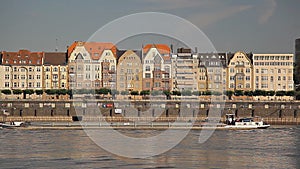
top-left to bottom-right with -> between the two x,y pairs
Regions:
276,91 -> 286,96
181,90 -> 192,96
23,89 -> 34,99
203,91 -> 212,95
163,90 -> 171,99
266,90 -> 275,96
244,91 -> 253,96
35,90 -> 43,95
192,91 -> 201,96
45,89 -> 56,95
286,91 -> 295,96
121,90 -> 129,95
234,90 -> 244,96
96,88 -> 110,95
253,90 -> 266,96
224,90 -> 234,100
1,89 -> 11,95
130,91 -> 139,95
151,90 -> 162,96
56,89 -> 68,95
110,89 -> 119,95
140,90 -> 150,96
13,89 -> 22,95
171,90 -> 181,96
23,89 -> 34,95
211,91 -> 222,96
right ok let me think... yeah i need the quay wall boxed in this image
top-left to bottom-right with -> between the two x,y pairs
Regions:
0,100 -> 300,124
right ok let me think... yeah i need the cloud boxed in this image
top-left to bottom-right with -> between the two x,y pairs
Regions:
259,0 -> 277,24
187,5 -> 253,28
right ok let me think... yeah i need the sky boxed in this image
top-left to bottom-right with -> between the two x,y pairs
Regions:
0,0 -> 300,53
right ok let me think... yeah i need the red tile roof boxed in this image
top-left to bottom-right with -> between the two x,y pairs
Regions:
2,49 -> 43,65
67,41 -> 117,60
44,52 -> 67,65
143,44 -> 171,60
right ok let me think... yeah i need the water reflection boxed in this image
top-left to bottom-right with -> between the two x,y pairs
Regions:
0,127 -> 299,168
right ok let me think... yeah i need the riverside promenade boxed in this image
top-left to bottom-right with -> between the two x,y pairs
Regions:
1,99 -> 300,125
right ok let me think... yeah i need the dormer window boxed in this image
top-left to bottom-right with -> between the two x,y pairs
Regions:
18,55 -> 21,58
25,55 -> 28,57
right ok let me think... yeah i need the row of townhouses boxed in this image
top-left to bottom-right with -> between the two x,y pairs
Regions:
0,41 -> 294,92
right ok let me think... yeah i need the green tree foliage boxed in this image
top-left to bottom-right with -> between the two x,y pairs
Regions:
181,90 -> 192,96
192,91 -> 201,96
23,89 -> 34,95
121,90 -> 129,95
171,90 -> 181,96
1,89 -> 11,95
45,89 -> 56,95
130,91 -> 139,95
140,90 -> 150,96
56,89 -> 68,95
35,90 -> 43,95
224,90 -> 234,100
244,91 -> 253,96
13,89 -> 22,95
96,88 -> 110,95
275,91 -> 286,96
234,90 -> 244,96
286,90 -> 295,96
151,90 -> 162,96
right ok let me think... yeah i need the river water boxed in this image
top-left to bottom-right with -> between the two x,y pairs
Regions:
0,126 -> 299,169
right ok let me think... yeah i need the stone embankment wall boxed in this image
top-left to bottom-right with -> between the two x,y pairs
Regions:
0,100 -> 299,124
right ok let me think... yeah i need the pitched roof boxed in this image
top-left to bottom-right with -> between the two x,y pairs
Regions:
68,41 -> 117,60
1,49 -> 43,65
44,52 -> 67,65
143,44 -> 171,61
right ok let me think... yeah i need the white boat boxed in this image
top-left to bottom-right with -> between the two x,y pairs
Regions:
224,114 -> 270,129
0,121 -> 28,128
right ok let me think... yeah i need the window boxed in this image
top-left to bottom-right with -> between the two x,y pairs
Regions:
29,75 -> 32,79
145,73 -> 151,78
146,65 -> 150,71
14,82 -> 18,88
246,68 -> 250,73
36,67 -> 41,72
5,82 -> 9,87
36,82 -> 41,88
14,67 -> 17,72
230,68 -> 234,73
146,82 -> 150,88
5,67 -> 10,72
154,82 -> 160,87
14,75 -> 18,79
246,76 -> 250,81
46,67 -> 50,71
61,82 -> 65,88
246,83 -> 250,88
270,76 -> 274,82
5,74 -> 9,79
278,76 -> 281,81
28,82 -> 32,88
230,76 -> 235,81
29,67 -> 32,72
256,69 -> 259,73
278,69 -> 281,73
46,75 -> 49,79
155,74 -> 161,78
37,75 -> 41,79
237,76 -> 243,80
21,75 -> 25,79
230,83 -> 234,88
85,65 -> 90,71
53,67 -> 58,72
